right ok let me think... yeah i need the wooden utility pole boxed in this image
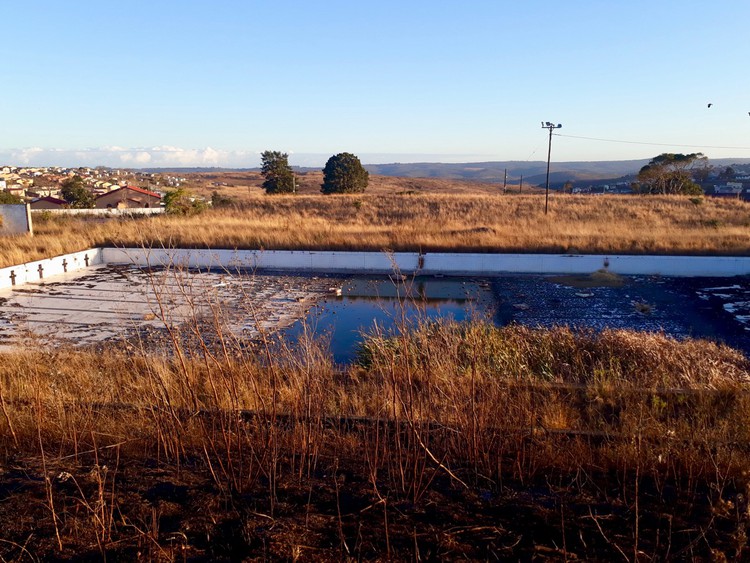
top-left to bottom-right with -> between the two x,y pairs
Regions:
541,121 -> 562,214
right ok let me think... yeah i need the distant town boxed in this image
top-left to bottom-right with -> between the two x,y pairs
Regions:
0,166 -> 178,209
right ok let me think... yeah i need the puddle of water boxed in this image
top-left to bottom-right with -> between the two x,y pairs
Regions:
285,276 -> 499,364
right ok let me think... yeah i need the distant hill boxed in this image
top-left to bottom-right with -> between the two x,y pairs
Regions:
363,160 -> 650,185
364,158 -> 750,188
141,167 -> 255,174
140,157 -> 750,188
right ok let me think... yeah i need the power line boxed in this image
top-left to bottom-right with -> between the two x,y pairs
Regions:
554,133 -> 750,151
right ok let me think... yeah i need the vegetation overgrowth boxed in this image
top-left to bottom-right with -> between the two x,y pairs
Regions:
1,291 -> 750,559
3,193 -> 749,268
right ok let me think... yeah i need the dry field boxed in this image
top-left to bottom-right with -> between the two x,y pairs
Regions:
184,170 -> 530,200
2,193 -> 748,268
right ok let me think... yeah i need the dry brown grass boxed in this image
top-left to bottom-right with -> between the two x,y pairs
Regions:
188,170 -> 528,199
2,322 -> 748,459
5,193 -> 749,268
1,295 -> 749,558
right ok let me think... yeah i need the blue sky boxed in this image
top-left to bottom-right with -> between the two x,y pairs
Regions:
2,1 -> 750,167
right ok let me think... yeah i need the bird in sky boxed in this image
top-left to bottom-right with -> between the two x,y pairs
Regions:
707,103 -> 713,108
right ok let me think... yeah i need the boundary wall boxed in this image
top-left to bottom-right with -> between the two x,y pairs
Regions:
30,208 -> 164,216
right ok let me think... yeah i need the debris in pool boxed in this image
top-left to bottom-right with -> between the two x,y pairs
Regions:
575,292 -> 594,298
633,301 -> 653,314
703,285 -> 742,291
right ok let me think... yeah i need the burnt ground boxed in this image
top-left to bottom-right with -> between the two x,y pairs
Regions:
1,449 -> 748,562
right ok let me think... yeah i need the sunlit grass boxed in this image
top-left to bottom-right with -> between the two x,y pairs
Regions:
1,193 -> 748,267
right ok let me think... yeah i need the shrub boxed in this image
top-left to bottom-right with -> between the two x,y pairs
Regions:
321,152 -> 369,194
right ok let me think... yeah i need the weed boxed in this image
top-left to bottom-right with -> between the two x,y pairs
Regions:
634,300 -> 653,314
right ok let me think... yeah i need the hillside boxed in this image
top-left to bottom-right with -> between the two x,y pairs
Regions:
145,157 -> 750,190
181,171 -> 539,202
363,159 -> 650,184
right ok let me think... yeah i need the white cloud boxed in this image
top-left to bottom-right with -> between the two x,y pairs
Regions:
0,146 -> 262,168
0,147 -> 486,168
119,151 -> 152,164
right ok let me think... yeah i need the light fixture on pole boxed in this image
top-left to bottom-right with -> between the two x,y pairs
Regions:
541,121 -> 562,215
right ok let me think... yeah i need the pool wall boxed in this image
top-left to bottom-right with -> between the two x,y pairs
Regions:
102,248 -> 750,277
0,248 -> 103,290
1,248 -> 749,293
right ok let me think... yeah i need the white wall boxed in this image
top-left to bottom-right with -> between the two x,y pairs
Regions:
103,248 -> 750,277
30,207 -> 164,216
0,248 -> 103,291
0,204 -> 32,235
102,248 -> 420,274
0,248 -> 747,294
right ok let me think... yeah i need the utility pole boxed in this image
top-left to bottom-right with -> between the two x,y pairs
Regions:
503,168 -> 507,193
541,121 -> 562,214
519,174 -> 523,193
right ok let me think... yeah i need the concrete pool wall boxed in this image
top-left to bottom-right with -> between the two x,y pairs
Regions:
0,248 -> 103,290
102,248 -> 750,278
1,248 -> 749,292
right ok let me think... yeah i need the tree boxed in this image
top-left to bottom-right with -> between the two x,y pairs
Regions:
719,166 -> 736,181
692,162 -> 714,184
633,153 -> 705,195
260,151 -> 296,194
0,191 -> 22,204
210,190 -> 235,208
61,175 -> 94,208
163,187 -> 206,215
321,152 -> 369,194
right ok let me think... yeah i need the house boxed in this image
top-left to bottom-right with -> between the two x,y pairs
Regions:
6,185 -> 26,198
30,196 -> 67,210
714,184 -> 743,195
95,185 -> 161,209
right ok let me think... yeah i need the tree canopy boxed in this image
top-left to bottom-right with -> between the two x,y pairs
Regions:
261,151 -> 296,194
61,175 -> 94,208
321,152 -> 369,194
163,187 -> 206,215
633,153 -> 706,195
0,191 -> 22,204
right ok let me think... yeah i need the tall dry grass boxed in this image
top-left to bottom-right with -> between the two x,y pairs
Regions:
2,321 -> 748,479
3,193 -> 748,268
